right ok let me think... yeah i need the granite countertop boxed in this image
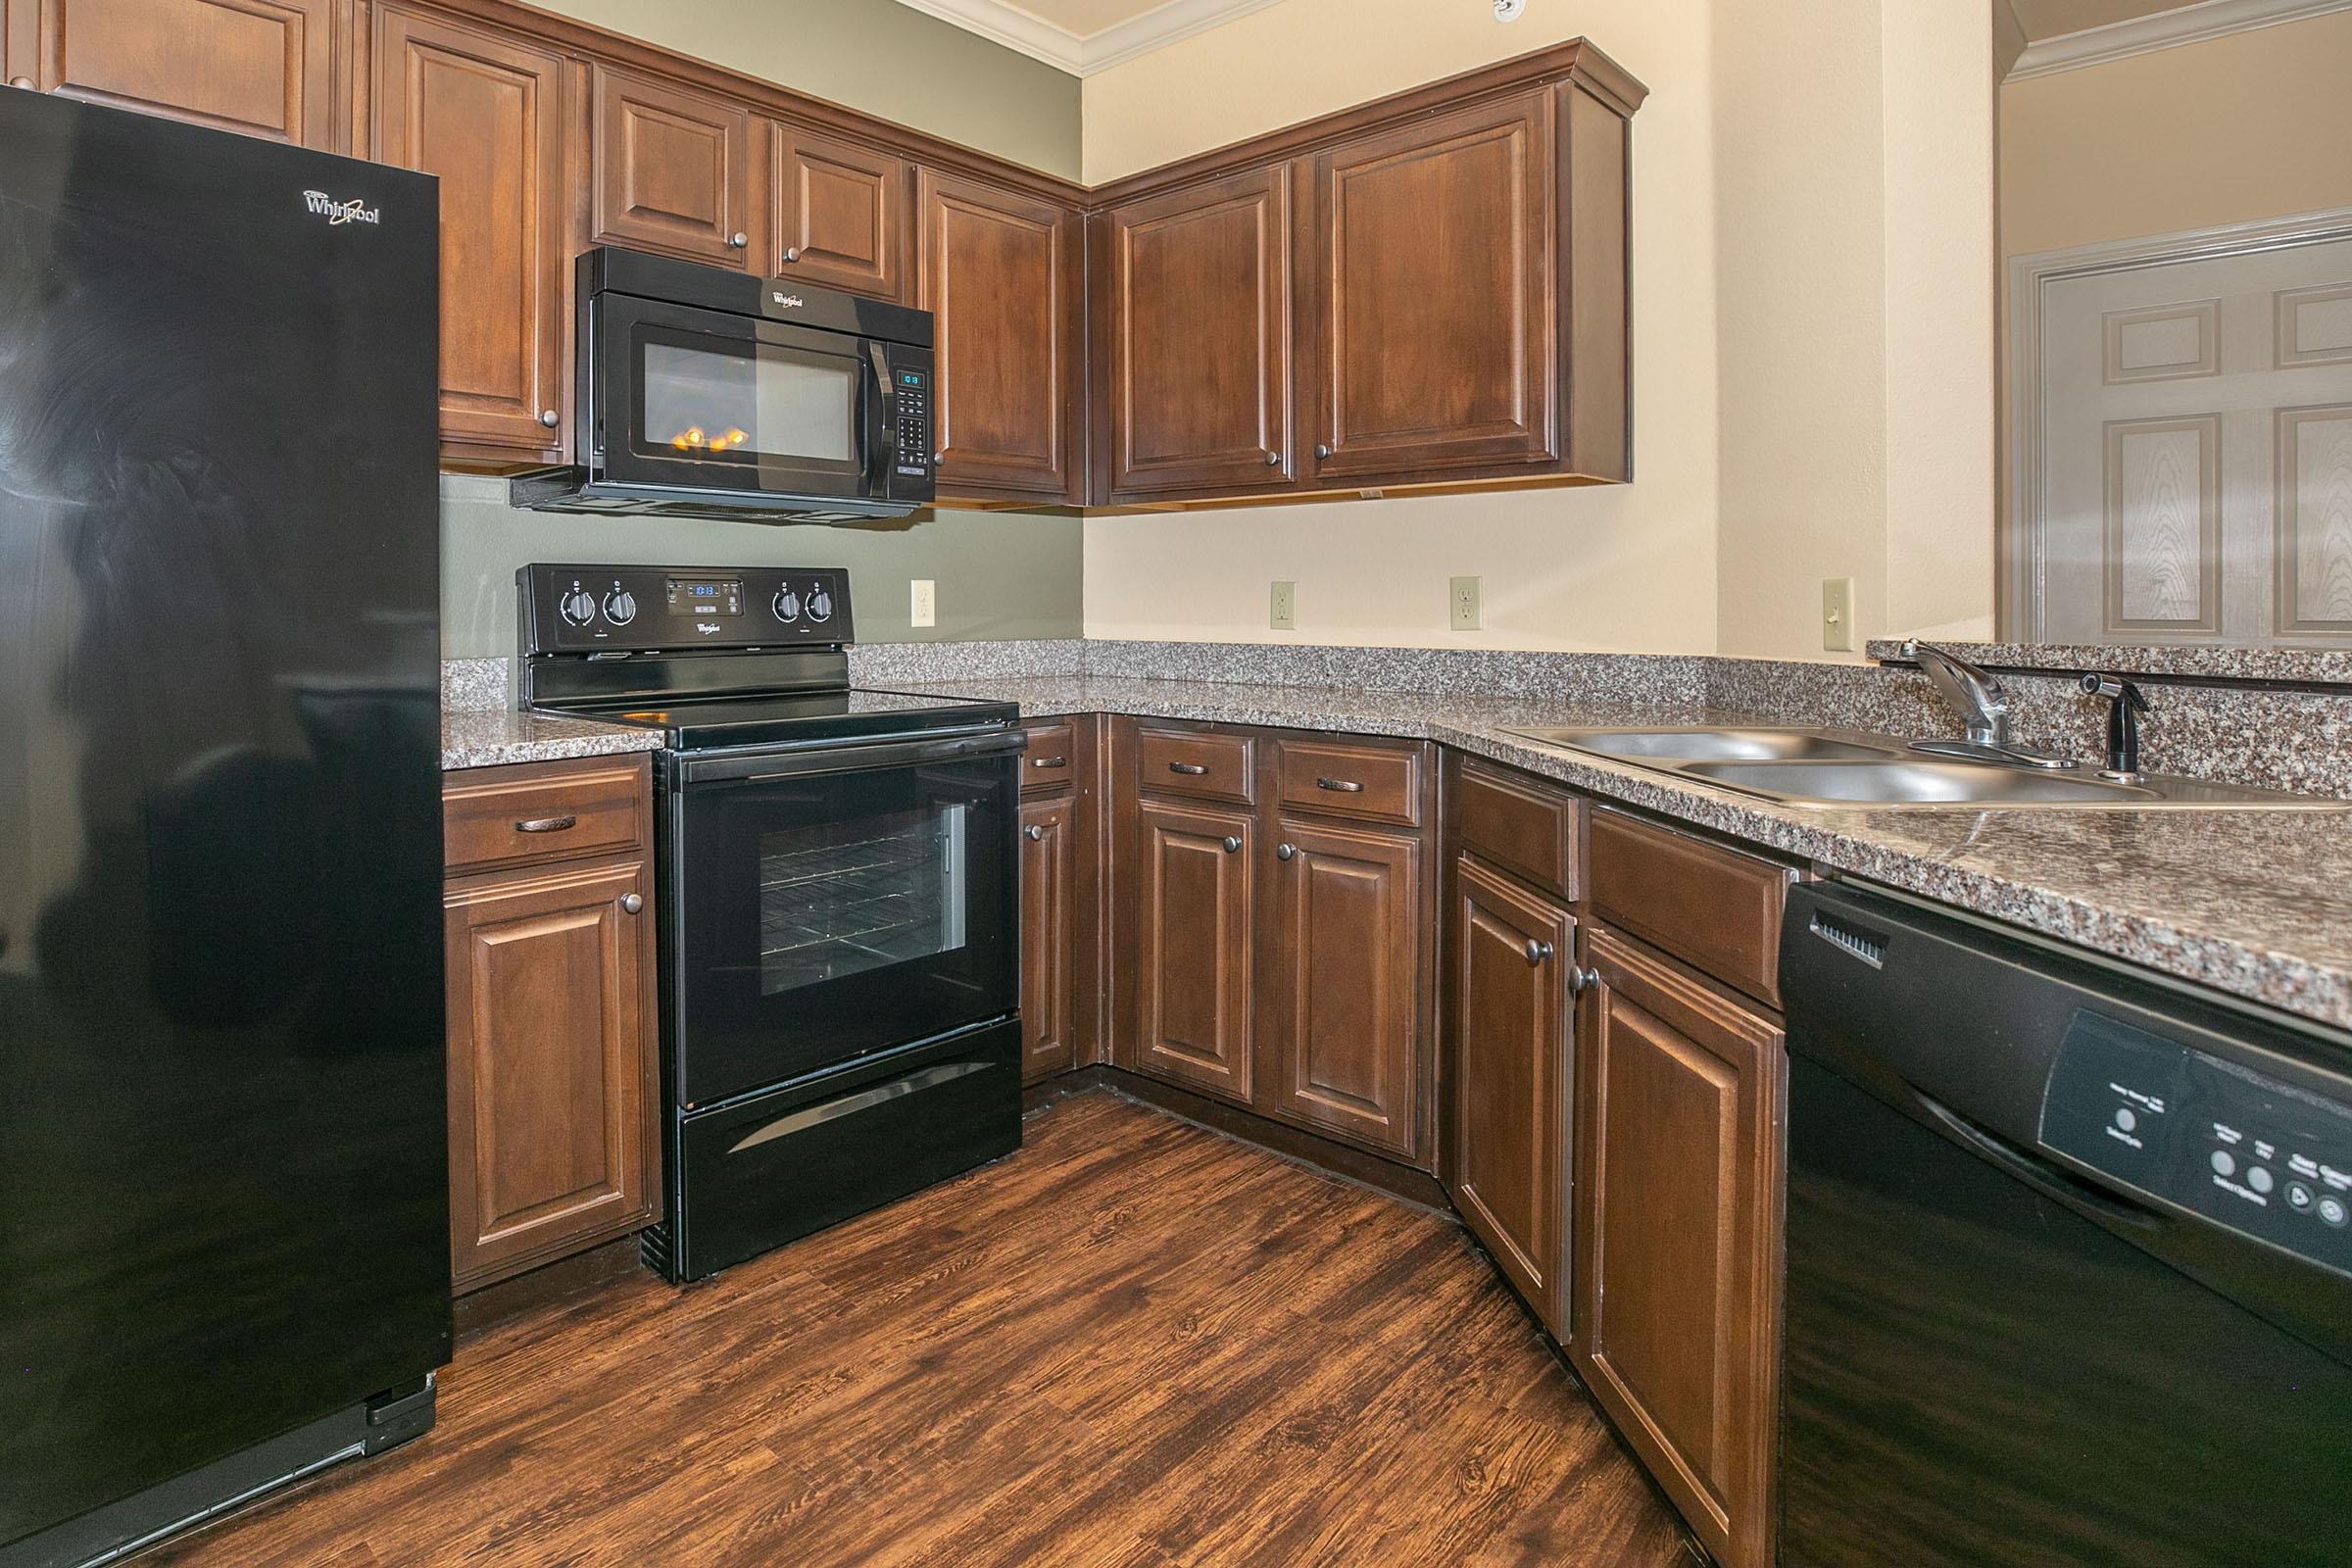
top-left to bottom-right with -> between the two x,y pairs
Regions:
887,673 -> 2352,1033
441,708 -> 665,770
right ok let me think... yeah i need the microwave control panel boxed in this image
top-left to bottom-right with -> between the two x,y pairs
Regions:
520,564 -> 854,653
2040,1008 -> 2352,1277
884,348 -> 934,488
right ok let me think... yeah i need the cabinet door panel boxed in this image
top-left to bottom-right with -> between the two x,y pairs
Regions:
1267,818 -> 1421,1157
1309,90 -> 1556,481
20,0 -> 336,145
444,859 -> 657,1293
372,7 -> 565,460
918,168 -> 1082,502
769,122 -> 910,301
1446,852 -> 1572,1333
591,66 -> 750,266
1572,924 -> 1784,1568
1018,794 -> 1075,1084
1104,164 -> 1294,498
1132,798 -> 1253,1103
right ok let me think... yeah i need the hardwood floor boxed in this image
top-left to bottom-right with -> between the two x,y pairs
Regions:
144,1092 -> 1692,1568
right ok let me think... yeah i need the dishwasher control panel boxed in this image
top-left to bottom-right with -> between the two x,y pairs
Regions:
2041,1009 -> 2352,1275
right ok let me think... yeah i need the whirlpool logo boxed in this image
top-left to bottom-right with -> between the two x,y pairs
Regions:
303,190 -> 381,226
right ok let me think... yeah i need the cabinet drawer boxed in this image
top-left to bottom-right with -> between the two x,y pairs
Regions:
444,756 -> 650,874
1587,808 -> 1794,1007
1137,725 -> 1256,806
1021,720 -> 1078,794
1274,737 -> 1423,827
1452,758 -> 1579,899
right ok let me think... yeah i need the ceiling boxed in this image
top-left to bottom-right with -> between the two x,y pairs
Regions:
893,0 -> 1285,74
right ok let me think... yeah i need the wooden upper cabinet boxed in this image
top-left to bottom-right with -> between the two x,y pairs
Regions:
1571,924 -> 1785,1568
766,122 -> 911,302
591,66 -> 752,267
1264,817 -> 1422,1159
1101,164 -> 1295,500
369,6 -> 566,463
1307,89 -> 1557,484
919,168 -> 1083,505
1130,797 -> 1254,1104
1446,851 -> 1573,1336
8,0 -> 340,145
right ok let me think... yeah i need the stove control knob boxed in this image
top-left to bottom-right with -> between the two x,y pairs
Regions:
602,587 -> 638,626
808,585 -> 834,623
772,588 -> 802,622
558,583 -> 597,627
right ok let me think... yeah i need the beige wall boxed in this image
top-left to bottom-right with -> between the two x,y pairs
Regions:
2000,10 -> 2352,261
1080,0 -> 1998,660
537,0 -> 1082,178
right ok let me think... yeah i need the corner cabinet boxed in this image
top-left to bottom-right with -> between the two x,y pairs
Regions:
441,754 -> 661,1295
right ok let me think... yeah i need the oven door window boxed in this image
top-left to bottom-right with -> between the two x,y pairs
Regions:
674,751 -> 1016,1106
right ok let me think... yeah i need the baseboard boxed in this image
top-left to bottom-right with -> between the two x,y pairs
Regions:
453,1235 -> 650,1344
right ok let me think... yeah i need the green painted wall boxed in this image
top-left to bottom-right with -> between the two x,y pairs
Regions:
441,477 -> 1085,656
536,0 -> 1081,179
439,0 -> 1086,656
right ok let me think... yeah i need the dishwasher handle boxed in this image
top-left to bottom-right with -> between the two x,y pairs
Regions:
1911,1085 -> 2161,1233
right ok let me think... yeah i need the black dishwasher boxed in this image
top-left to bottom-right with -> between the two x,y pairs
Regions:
1778,882 -> 2352,1568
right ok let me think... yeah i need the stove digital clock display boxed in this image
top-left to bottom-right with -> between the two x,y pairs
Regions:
665,576 -> 744,617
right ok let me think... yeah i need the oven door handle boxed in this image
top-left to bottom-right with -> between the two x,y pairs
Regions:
677,724 -> 1027,785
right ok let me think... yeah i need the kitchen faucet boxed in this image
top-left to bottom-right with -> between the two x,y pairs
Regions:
1900,640 -> 2078,770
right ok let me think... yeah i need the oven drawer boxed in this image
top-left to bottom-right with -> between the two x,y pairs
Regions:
443,755 -> 649,874
665,1019 -> 1020,1281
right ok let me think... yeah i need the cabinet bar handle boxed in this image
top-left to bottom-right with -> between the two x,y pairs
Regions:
1221,836 -> 1243,854
1524,939 -> 1553,965
1314,777 -> 1363,793
1031,756 -> 1068,769
514,814 -> 577,834
1168,761 -> 1209,776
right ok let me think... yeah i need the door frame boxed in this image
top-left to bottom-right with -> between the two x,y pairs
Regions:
2002,204 -> 2352,639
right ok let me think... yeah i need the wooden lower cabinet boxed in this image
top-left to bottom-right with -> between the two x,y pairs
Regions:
1569,921 -> 1785,1568
1128,795 -> 1256,1104
1444,849 -> 1574,1336
1017,792 -> 1076,1084
1263,815 -> 1424,1159
442,756 -> 660,1295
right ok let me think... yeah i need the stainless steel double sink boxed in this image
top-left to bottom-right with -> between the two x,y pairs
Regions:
1497,725 -> 2349,809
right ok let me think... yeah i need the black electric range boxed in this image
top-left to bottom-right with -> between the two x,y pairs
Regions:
519,564 -> 1024,1283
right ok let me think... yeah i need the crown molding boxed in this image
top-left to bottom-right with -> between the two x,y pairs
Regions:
2006,0 -> 2352,78
894,0 -> 1287,76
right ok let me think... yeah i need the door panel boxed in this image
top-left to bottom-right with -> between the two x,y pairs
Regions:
769,122 -> 911,302
370,6 -> 565,460
1104,164 -> 1294,498
444,860 -> 655,1293
1572,924 -> 1784,1568
918,167 -> 1082,502
1132,798 -> 1253,1103
591,66 -> 751,266
19,0 -> 337,145
1446,852 -> 1572,1334
1308,90 -> 1556,482
1266,817 -> 1420,1157
1018,793 -> 1075,1084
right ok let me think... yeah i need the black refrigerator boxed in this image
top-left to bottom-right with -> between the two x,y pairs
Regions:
0,91 -> 450,1566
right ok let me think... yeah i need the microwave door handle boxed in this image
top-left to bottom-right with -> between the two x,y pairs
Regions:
865,341 -> 895,491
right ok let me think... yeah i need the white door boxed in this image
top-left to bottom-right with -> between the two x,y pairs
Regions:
2031,233 -> 2352,645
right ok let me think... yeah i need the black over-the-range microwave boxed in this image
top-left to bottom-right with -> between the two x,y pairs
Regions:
511,246 -> 935,522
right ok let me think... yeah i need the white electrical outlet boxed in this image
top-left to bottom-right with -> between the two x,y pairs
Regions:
910,578 -> 936,628
1269,580 -> 1298,631
1449,576 -> 1483,632
1821,577 -> 1854,652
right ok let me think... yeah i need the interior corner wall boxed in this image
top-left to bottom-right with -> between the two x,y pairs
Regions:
435,0 -> 1087,657
1077,0 -> 1724,655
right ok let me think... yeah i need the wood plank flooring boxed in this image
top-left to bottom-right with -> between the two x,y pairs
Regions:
143,1092 -> 1693,1568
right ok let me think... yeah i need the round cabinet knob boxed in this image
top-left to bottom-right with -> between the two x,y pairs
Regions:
1313,443 -> 1333,460
1024,824 -> 1046,842
779,246 -> 803,265
602,587 -> 638,626
1524,939 -> 1553,966
1275,843 -> 1297,861
772,588 -> 802,622
558,583 -> 597,626
620,893 -> 644,914
7,77 -> 33,90
728,231 -> 748,249
807,587 -> 834,622
1263,450 -> 1281,466
538,409 -> 560,428
1222,836 -> 1243,854
1569,964 -> 1601,995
